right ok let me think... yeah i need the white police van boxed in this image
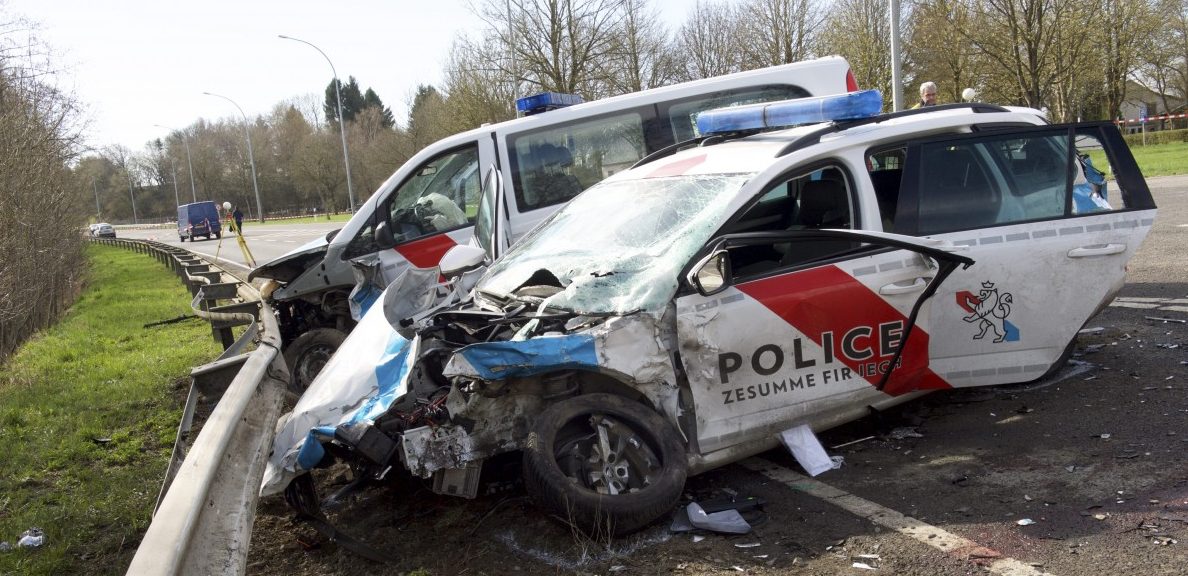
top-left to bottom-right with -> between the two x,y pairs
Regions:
249,56 -> 860,390
264,91 -> 1156,537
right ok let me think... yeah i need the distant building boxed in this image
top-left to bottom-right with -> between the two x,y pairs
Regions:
1119,81 -> 1186,133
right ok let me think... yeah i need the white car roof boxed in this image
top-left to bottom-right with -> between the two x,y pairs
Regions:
612,105 -> 1049,183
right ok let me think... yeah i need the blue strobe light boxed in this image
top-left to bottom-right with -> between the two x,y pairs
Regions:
515,92 -> 585,116
696,90 -> 883,135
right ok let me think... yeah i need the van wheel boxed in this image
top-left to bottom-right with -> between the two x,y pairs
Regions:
522,393 -> 687,537
179,235 -> 185,242
283,328 -> 348,394
215,232 -> 221,239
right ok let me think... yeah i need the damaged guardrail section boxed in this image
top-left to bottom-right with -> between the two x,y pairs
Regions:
90,239 -> 287,575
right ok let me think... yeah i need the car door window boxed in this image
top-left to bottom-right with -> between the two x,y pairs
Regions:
344,145 -> 480,259
722,165 -> 857,279
910,127 -> 1135,236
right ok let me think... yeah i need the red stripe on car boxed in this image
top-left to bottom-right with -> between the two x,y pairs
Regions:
737,265 -> 950,396
395,233 -> 458,269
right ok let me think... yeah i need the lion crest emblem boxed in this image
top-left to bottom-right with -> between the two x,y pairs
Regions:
958,281 -> 1016,343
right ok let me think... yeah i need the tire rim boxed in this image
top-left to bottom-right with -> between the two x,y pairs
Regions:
294,344 -> 335,389
555,414 -> 662,495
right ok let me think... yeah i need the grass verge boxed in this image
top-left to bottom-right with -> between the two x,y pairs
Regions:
259,213 -> 352,226
0,244 -> 221,575
1127,140 -> 1188,177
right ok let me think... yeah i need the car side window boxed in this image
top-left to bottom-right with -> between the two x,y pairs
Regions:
724,165 -> 857,279
510,112 -> 645,212
867,147 -> 906,231
913,128 -> 1128,236
344,145 -> 480,259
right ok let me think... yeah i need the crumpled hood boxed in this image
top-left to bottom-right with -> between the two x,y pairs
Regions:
248,235 -> 331,282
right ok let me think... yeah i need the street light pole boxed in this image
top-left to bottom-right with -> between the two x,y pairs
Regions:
203,92 -> 264,223
127,172 -> 139,224
155,124 -> 199,203
92,178 -> 101,219
278,34 -> 356,213
168,162 -> 180,208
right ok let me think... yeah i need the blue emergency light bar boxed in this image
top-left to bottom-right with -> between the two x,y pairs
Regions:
696,90 -> 883,135
515,92 -> 585,115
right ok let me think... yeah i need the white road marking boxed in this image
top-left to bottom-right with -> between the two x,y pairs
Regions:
741,457 -> 1055,576
1110,296 -> 1188,313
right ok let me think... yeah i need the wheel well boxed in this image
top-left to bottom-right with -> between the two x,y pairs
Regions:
572,371 -> 653,410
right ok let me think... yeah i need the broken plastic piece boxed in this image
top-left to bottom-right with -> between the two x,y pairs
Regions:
17,528 -> 44,548
1145,316 -> 1187,323
889,427 -> 924,440
1016,518 -> 1036,526
780,424 -> 834,476
686,502 -> 752,534
853,562 -> 876,570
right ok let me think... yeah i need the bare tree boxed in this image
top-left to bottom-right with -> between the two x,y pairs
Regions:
477,0 -> 627,97
737,0 -> 822,68
675,0 -> 746,80
605,0 -> 679,92
819,0 -> 895,106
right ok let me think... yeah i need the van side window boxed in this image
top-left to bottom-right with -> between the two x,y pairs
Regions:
344,145 -> 480,259
510,112 -> 645,211
666,84 -> 812,141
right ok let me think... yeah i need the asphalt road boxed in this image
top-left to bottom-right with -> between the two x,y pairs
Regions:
116,219 -> 344,275
235,177 -> 1188,575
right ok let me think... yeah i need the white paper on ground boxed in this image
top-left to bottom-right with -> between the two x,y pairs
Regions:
779,424 -> 834,476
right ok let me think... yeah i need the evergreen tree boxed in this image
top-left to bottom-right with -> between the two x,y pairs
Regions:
362,88 -> 395,128
324,76 -> 366,123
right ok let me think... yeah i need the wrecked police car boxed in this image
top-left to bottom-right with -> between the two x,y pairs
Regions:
263,91 -> 1156,536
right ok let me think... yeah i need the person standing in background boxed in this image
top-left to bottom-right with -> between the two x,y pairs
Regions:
913,82 -> 938,108
233,206 -> 244,233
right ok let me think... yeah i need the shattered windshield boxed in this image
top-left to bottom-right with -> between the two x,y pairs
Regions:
479,173 -> 753,314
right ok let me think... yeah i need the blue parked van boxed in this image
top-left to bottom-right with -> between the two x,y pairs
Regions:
177,201 -> 222,241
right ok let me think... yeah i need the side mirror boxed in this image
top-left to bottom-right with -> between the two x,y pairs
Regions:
439,244 -> 487,279
687,250 -> 731,296
374,220 -> 397,250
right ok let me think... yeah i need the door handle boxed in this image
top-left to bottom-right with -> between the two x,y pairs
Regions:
1067,244 -> 1126,258
879,277 -> 930,295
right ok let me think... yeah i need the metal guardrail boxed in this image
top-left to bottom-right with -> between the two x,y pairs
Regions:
90,238 -> 288,575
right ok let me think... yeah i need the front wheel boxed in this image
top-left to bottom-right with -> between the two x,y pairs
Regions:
283,328 -> 348,394
522,393 -> 687,537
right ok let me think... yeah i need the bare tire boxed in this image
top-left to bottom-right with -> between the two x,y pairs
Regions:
283,328 -> 347,394
522,393 -> 687,537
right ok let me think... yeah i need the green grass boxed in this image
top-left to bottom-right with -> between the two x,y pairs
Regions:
1126,140 -> 1188,177
259,213 -> 352,226
0,245 -> 221,575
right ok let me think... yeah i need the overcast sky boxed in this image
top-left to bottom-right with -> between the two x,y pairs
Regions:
5,0 -> 690,154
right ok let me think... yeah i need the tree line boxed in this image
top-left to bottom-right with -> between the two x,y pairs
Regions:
0,14 -> 88,361
74,0 -> 1188,223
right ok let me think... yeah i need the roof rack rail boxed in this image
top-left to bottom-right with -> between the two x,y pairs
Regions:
775,102 -> 1011,157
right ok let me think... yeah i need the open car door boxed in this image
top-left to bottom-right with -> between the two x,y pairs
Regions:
676,229 -> 972,455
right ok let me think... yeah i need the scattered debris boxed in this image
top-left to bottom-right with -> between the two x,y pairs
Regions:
0,542 -> 10,552
1065,465 -> 1077,472
1024,494 -> 1033,501
672,502 -> 752,534
610,565 -> 627,572
1017,518 -> 1036,526
1145,316 -> 1187,324
888,427 -> 924,440
852,562 -> 876,570
1153,536 -> 1178,546
1156,343 -> 1181,349
830,455 -> 845,469
1078,327 -> 1105,334
17,528 -> 44,549
832,436 -> 876,449
735,542 -> 761,548
1016,406 -> 1034,414
1097,433 -> 1112,439
780,424 -> 835,476
1094,514 -> 1109,521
